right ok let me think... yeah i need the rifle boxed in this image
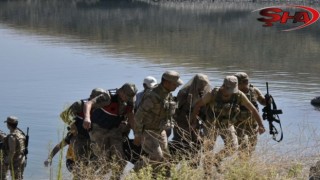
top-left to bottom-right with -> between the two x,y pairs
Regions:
24,127 -> 29,167
262,82 -> 283,142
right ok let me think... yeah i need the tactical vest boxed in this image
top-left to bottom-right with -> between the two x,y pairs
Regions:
207,88 -> 241,123
238,84 -> 259,120
141,88 -> 177,131
251,85 -> 259,110
135,88 -> 153,111
91,90 -> 133,129
3,129 -> 26,156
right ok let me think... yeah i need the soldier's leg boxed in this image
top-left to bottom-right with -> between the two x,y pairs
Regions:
145,130 -> 170,176
159,130 -> 171,176
202,122 -> 219,175
20,159 -> 25,180
144,131 -> 164,164
109,128 -> 126,178
134,130 -> 164,172
159,130 -> 170,159
74,136 -> 91,162
171,127 -> 183,155
89,123 -> 109,158
235,121 -> 249,158
12,157 -> 25,180
245,121 -> 258,157
72,137 -> 93,180
0,158 -> 8,180
87,124 -> 112,177
203,121 -> 218,151
214,125 -> 238,167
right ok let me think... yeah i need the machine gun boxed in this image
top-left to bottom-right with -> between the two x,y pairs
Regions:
262,82 -> 283,142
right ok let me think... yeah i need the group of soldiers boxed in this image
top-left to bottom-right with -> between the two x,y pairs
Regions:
1,70 -> 268,179
133,71 -> 266,176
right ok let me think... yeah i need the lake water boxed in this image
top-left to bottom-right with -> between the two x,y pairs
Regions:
0,0 -> 319,179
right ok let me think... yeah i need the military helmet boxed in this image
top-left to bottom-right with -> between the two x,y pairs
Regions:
89,88 -> 107,100
4,116 -> 18,124
120,83 -> 138,99
223,76 -> 239,94
162,70 -> 183,86
234,72 -> 249,82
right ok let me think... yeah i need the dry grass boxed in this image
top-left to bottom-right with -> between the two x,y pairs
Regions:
50,123 -> 320,180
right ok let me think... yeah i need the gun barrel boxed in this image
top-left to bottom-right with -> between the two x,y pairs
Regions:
272,109 -> 283,115
25,127 -> 29,149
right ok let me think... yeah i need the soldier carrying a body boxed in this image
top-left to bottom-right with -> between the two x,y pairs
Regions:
133,71 -> 183,175
234,72 -> 267,158
192,76 -> 265,173
83,83 -> 137,177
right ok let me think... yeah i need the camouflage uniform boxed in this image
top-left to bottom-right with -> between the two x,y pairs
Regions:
201,87 -> 243,163
234,85 -> 263,156
85,83 -> 137,176
193,76 -> 264,173
0,131 -> 7,180
134,71 -> 182,172
234,72 -> 265,158
1,117 -> 26,180
63,100 -> 92,162
172,74 -> 211,155
60,88 -> 107,162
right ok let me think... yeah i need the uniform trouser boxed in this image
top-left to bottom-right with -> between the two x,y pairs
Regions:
234,117 -> 258,158
73,136 -> 91,162
89,123 -> 126,176
0,152 -> 7,180
1,155 -> 25,180
134,130 -> 171,172
202,121 -> 238,170
71,136 -> 92,180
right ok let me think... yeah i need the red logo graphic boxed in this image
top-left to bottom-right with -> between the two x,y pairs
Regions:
253,5 -> 320,31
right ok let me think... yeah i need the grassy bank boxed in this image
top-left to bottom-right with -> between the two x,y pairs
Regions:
50,129 -> 320,180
